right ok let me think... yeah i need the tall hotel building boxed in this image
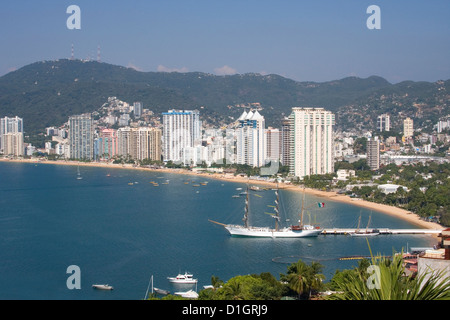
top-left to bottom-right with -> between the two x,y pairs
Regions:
236,110 -> 266,167
265,127 -> 281,162
281,118 -> 291,166
0,116 -> 24,156
367,137 -> 380,170
117,127 -> 161,161
162,110 -> 201,162
289,108 -> 335,178
69,114 -> 94,160
96,128 -> 118,160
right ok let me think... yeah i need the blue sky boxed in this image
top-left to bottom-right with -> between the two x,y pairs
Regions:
0,0 -> 449,83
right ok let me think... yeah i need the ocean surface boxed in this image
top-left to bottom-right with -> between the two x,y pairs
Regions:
0,162 -> 436,300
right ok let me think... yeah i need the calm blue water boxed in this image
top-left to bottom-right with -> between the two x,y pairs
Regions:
0,162 -> 435,300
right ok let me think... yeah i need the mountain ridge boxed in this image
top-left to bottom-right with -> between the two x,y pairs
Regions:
0,59 -> 447,134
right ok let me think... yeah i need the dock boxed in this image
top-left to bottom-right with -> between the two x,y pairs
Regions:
321,228 -> 443,235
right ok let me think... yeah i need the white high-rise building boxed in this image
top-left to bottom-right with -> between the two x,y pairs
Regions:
236,110 -> 266,167
289,108 -> 335,178
377,114 -> 390,132
162,110 -> 201,162
0,116 -> 24,154
69,114 -> 94,160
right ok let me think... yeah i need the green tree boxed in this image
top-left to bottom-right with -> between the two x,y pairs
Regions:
280,260 -> 325,299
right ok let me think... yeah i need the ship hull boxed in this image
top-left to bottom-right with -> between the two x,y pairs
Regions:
225,225 -> 322,238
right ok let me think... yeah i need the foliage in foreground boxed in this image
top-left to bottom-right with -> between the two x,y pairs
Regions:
327,253 -> 450,300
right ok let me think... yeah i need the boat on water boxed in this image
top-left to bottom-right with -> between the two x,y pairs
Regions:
209,186 -> 322,238
92,284 -> 113,290
76,166 -> 82,180
144,275 -> 169,299
167,272 -> 198,284
174,289 -> 198,299
351,213 -> 380,237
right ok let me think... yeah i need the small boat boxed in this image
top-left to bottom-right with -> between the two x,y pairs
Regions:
144,275 -> 169,299
76,166 -> 82,180
174,289 -> 198,299
236,188 -> 243,191
167,272 -> 198,284
232,195 -> 240,198
92,284 -> 113,290
154,288 -> 170,295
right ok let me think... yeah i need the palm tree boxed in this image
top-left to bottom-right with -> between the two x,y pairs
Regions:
328,252 -> 450,300
283,260 -> 325,299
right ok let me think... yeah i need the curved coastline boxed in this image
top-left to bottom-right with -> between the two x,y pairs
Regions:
1,158 -> 444,231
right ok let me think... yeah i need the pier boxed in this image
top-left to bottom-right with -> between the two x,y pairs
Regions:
320,228 -> 443,235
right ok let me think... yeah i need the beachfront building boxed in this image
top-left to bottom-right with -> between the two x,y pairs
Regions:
236,110 -> 266,167
69,114 -> 94,160
117,127 -> 161,162
289,107 -> 335,178
95,128 -> 119,160
367,137 -> 380,170
265,127 -> 281,163
0,116 -> 24,155
2,132 -> 24,157
281,118 -> 291,166
162,109 -> 201,163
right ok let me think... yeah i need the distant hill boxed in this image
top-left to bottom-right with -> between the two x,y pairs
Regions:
0,59 -> 448,135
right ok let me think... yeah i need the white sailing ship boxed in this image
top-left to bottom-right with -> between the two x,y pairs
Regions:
209,185 -> 322,238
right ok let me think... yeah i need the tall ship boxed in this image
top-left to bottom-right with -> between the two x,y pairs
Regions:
209,185 -> 322,238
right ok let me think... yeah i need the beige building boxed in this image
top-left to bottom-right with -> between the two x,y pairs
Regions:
403,117 -> 414,138
118,127 -> 161,161
3,132 -> 24,157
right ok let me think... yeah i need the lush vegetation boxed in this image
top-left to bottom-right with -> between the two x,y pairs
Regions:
327,253 -> 450,300
337,161 -> 450,226
148,255 -> 450,300
2,59 -> 446,137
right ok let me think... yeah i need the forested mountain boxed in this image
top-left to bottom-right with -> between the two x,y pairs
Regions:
0,59 -> 448,134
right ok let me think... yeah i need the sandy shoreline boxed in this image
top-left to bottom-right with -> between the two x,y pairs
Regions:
1,158 -> 444,231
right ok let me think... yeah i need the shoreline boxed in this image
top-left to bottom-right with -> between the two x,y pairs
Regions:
1,158 -> 444,231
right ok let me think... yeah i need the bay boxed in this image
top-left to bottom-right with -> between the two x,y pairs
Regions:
0,162 -> 435,300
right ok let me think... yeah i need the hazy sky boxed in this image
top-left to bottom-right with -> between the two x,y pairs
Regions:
0,0 -> 449,83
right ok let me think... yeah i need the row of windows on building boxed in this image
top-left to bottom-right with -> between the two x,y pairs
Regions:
1,108 -> 337,178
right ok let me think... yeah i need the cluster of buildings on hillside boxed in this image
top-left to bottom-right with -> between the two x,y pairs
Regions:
1,100 -> 449,178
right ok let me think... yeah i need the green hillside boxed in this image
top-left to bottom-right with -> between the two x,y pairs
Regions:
0,59 -> 447,135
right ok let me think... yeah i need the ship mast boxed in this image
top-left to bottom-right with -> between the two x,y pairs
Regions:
274,185 -> 280,231
299,188 -> 305,228
243,184 -> 249,228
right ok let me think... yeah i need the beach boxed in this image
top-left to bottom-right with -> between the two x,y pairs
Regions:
1,158 -> 444,231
